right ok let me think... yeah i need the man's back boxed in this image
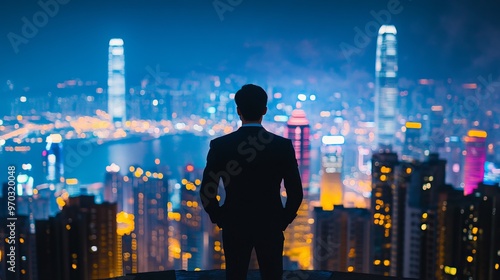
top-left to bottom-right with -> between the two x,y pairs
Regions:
201,126 -> 303,229
199,84 -> 303,280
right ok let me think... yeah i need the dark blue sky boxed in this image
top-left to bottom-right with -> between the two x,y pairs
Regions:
1,0 -> 500,91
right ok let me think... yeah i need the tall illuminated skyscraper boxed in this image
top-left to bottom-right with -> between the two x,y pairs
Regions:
128,165 -> 168,272
108,38 -> 126,126
395,154 -> 447,279
374,25 -> 398,149
319,135 -> 345,210
429,105 -> 445,152
463,130 -> 487,195
42,133 -> 64,188
179,164 -> 203,270
36,196 -> 120,280
286,109 -> 311,192
437,183 -> 500,280
370,151 -> 398,276
402,122 -> 422,161
284,109 -> 312,269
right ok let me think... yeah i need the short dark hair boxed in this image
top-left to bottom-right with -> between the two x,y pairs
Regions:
234,84 -> 268,121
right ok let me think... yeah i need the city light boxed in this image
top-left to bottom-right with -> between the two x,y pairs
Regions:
321,135 -> 345,145
2,3 -> 499,279
405,122 -> 422,129
467,129 -> 487,138
109,38 -> 124,46
274,115 -> 289,122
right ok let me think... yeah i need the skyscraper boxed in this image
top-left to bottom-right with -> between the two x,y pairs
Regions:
429,105 -> 445,152
108,38 -> 126,126
313,205 -> 371,273
444,135 -> 463,190
370,151 -> 398,276
42,133 -> 64,188
284,109 -> 312,269
402,121 -> 422,161
179,164 -> 203,270
286,109 -> 311,192
374,25 -> 398,149
437,183 -> 500,280
395,154 -> 448,279
36,196 -> 120,280
463,130 -> 487,195
319,135 -> 344,210
128,165 -> 169,272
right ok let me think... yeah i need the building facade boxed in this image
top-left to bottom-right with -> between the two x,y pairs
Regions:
108,38 -> 126,126
374,25 -> 398,149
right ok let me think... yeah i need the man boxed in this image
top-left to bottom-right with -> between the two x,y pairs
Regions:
200,84 -> 303,280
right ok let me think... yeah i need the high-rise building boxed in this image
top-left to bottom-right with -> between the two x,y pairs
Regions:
286,109 -> 311,191
108,38 -> 126,126
429,105 -> 445,152
165,164 -> 222,270
435,185 -> 464,280
104,163 -> 133,214
313,206 -> 371,273
370,151 -> 398,276
444,135 -> 463,189
374,25 -> 398,149
42,133 -> 64,188
36,195 -> 120,280
105,167 -> 140,276
436,183 -> 500,280
395,154 -> 448,279
319,135 -> 344,210
463,130 -> 487,195
402,122 -> 422,161
166,180 -> 183,270
179,164 -> 204,270
284,109 -> 312,269
117,211 -> 137,275
104,165 -> 121,205
128,165 -> 169,272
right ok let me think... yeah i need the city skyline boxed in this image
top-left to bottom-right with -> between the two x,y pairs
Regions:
2,0 -> 500,93
2,1 -> 500,279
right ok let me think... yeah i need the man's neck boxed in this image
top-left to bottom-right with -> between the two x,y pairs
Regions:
241,120 -> 262,125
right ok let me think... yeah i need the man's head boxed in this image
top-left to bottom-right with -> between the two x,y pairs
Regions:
235,84 -> 268,122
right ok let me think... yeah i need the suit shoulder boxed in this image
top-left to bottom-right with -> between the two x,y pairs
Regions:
210,131 -> 239,146
267,132 -> 291,144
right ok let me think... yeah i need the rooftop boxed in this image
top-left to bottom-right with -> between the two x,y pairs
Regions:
106,270 -> 417,280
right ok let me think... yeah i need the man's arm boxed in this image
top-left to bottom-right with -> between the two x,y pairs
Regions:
200,140 -> 221,224
281,139 -> 303,230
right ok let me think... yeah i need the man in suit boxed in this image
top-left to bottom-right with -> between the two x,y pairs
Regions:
200,84 -> 303,280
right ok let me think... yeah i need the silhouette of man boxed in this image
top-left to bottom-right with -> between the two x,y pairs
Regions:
200,84 -> 303,280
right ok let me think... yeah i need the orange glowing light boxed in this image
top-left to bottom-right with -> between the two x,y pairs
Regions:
467,130 -> 487,138
462,83 -> 477,89
405,122 -> 422,129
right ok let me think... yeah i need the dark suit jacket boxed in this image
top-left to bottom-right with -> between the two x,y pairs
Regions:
200,126 -> 303,231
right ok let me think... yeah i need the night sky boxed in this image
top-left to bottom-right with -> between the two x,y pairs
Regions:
1,0 -> 500,92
